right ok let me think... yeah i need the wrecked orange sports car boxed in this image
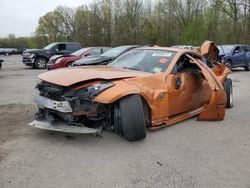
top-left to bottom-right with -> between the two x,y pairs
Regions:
29,41 -> 232,141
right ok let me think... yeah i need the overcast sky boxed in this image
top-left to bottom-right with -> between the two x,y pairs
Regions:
0,0 -> 90,37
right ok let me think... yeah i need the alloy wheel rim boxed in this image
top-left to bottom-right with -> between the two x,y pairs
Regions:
38,60 -> 46,68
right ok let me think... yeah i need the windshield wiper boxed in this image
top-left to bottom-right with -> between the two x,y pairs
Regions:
122,67 -> 140,71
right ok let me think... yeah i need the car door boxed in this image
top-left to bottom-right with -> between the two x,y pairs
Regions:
231,46 -> 245,67
246,46 -> 250,63
240,46 -> 249,65
166,55 -> 211,117
56,44 -> 67,54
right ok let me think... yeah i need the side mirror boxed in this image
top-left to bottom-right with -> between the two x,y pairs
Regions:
234,49 -> 240,54
51,48 -> 58,55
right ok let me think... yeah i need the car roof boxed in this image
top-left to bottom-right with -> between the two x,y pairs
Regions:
220,44 -> 249,47
53,42 -> 81,45
172,45 -> 194,47
113,45 -> 140,48
134,46 -> 189,53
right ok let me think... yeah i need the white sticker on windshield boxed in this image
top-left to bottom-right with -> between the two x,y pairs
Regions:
152,52 -> 172,57
153,67 -> 162,73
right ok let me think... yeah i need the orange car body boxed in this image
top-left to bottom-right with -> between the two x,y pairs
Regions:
36,41 -> 230,131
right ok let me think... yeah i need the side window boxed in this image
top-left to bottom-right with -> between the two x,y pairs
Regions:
172,54 -> 203,74
102,48 -> 110,53
234,46 -> 241,53
52,44 -> 59,52
67,44 -> 80,51
89,49 -> 102,55
172,55 -> 190,73
58,44 -> 66,51
241,46 -> 247,52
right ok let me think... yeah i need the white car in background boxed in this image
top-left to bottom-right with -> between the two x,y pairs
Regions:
172,45 -> 195,50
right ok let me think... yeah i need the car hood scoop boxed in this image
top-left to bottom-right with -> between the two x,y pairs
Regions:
38,66 -> 151,86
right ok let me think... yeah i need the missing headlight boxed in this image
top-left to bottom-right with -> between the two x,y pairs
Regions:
86,82 -> 114,99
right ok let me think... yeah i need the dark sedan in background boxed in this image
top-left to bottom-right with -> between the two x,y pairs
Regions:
47,47 -> 111,70
218,44 -> 250,71
72,45 -> 140,67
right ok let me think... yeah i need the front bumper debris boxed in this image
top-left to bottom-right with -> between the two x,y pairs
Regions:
33,94 -> 73,113
22,58 -> 35,64
29,120 -> 102,134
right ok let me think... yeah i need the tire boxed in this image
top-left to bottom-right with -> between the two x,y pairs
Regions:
223,59 -> 232,70
66,62 -> 73,67
223,78 -> 233,108
34,58 -> 47,69
113,103 -> 124,136
244,61 -> 250,71
119,95 -> 147,141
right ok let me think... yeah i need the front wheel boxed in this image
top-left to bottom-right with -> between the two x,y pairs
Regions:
223,78 -> 233,108
118,95 -> 147,141
66,62 -> 73,67
223,59 -> 232,70
34,58 -> 47,69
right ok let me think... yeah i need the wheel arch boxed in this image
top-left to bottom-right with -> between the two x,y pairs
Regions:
35,56 -> 49,62
93,82 -> 153,115
65,60 -> 74,67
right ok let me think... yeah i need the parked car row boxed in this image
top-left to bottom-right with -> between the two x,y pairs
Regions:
0,48 -> 25,56
29,41 -> 234,141
22,42 -> 81,69
21,42 -> 250,72
47,47 -> 111,69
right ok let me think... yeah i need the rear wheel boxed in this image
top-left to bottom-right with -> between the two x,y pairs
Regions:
223,78 -> 233,108
244,61 -> 250,71
118,95 -> 147,141
35,58 -> 47,69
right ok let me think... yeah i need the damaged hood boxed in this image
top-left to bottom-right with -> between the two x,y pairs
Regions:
72,56 -> 113,66
50,54 -> 75,61
38,66 -> 151,86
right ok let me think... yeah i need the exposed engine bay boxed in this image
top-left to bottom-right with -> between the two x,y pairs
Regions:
30,81 -> 117,134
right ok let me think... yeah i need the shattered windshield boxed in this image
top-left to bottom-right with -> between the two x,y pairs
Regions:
109,49 -> 176,73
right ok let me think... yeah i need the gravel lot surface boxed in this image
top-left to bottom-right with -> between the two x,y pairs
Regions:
0,55 -> 250,188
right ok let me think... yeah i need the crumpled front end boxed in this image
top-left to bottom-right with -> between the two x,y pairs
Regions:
29,81 -> 115,134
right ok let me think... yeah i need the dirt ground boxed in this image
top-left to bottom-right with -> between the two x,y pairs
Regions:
0,55 -> 250,188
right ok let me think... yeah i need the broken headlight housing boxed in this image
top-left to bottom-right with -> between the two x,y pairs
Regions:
86,82 -> 114,99
63,82 -> 114,100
